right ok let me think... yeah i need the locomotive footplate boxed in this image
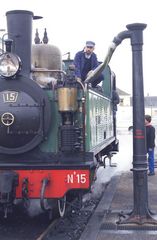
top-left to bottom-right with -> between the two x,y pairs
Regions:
0,151 -> 95,164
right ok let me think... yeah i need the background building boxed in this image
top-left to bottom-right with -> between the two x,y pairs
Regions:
117,88 -> 131,106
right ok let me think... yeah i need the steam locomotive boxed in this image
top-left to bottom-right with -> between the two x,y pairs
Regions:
0,10 -> 119,218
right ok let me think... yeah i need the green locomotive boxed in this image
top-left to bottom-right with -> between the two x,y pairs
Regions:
0,10 -> 119,218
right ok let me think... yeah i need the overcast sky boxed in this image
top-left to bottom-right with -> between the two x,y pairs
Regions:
0,0 -> 156,96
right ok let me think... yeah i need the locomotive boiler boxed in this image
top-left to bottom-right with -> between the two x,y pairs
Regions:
0,10 -> 119,218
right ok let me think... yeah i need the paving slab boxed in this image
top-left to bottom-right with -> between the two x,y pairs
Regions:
79,171 -> 157,240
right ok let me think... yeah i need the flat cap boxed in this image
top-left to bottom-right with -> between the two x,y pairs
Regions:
86,41 -> 95,47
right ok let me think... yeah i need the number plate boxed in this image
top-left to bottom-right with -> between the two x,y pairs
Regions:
3,91 -> 18,103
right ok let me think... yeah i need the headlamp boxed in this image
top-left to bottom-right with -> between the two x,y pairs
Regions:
0,53 -> 21,78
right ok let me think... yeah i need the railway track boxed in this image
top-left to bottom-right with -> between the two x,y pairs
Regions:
36,182 -> 108,240
0,206 -> 51,240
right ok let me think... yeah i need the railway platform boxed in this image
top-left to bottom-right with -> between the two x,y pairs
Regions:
79,170 -> 157,240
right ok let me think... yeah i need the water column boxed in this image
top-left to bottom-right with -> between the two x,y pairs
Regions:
85,22 -> 157,224
115,23 -> 157,225
124,23 -> 156,224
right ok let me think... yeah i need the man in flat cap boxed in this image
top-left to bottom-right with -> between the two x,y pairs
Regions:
74,41 -> 104,87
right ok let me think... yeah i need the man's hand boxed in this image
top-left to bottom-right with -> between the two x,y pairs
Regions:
76,77 -> 82,82
87,70 -> 93,77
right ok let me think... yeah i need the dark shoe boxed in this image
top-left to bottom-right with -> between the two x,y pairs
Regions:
148,172 -> 155,176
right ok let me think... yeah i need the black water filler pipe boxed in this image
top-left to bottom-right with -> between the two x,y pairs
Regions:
85,23 -> 157,224
114,23 -> 157,225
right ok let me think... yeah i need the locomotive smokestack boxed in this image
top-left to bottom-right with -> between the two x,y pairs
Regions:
6,10 -> 34,77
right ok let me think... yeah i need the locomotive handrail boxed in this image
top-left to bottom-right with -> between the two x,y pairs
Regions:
31,68 -> 66,76
76,77 -> 86,152
76,77 -> 86,92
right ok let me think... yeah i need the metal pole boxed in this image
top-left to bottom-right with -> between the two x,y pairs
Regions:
100,23 -> 157,225
118,23 -> 157,225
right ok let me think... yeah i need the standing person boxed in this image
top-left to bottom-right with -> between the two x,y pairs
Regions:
111,72 -> 120,116
73,41 -> 104,87
145,115 -> 155,176
111,71 -> 120,137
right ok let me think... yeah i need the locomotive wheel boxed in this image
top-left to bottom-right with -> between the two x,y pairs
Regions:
58,195 -> 66,217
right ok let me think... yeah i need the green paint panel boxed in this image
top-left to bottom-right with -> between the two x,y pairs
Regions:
102,65 -> 112,98
85,90 -> 113,151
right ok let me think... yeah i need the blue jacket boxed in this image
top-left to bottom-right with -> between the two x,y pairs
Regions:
74,50 -> 99,80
